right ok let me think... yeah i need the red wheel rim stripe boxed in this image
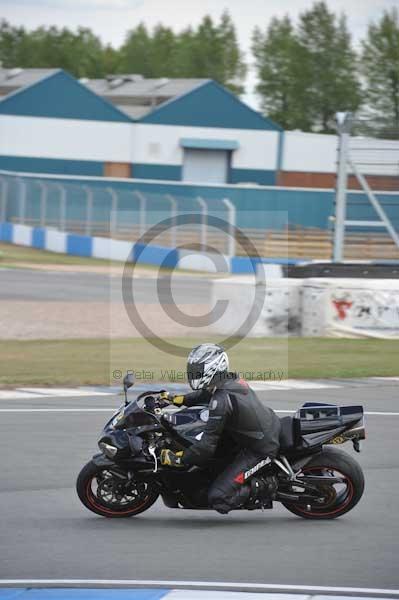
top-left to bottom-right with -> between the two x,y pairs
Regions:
292,466 -> 355,517
85,479 -> 149,516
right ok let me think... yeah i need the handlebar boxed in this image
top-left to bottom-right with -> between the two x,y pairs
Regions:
143,394 -> 171,413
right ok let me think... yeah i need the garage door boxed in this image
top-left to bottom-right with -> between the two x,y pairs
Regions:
182,149 -> 229,184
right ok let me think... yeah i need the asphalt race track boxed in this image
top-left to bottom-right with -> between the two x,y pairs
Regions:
1,384 -> 398,589
0,269 -> 211,303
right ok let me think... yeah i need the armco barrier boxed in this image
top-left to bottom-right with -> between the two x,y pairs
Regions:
0,222 -> 301,273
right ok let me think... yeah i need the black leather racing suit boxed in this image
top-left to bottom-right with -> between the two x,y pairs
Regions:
181,374 -> 281,513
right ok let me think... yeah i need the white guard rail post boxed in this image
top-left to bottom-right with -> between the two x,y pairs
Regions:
84,185 -> 93,236
0,177 -> 8,222
133,191 -> 147,238
107,187 -> 118,237
38,181 -> 47,228
166,194 -> 177,249
56,183 -> 67,231
196,196 -> 208,251
222,197 -> 236,257
18,177 -> 27,225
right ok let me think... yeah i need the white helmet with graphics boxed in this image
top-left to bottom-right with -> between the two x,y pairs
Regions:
187,343 -> 229,390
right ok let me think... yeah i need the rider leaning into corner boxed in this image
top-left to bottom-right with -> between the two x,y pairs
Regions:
160,343 -> 281,514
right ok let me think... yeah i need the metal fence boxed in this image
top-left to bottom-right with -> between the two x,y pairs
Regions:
2,166 -> 399,261
0,172 -> 237,256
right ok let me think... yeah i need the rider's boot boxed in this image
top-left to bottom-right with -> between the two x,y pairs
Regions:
247,475 -> 277,509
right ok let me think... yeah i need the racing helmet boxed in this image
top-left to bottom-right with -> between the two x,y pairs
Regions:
187,343 -> 229,390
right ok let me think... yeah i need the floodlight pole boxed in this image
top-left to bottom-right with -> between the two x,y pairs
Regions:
333,112 -> 352,262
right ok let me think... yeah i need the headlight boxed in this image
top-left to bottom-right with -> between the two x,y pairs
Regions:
99,441 -> 118,458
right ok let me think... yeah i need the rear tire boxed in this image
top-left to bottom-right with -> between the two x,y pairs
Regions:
76,461 -> 159,518
282,447 -> 364,519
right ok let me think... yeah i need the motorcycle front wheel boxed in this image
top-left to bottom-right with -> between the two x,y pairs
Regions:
282,447 -> 365,519
76,460 -> 159,518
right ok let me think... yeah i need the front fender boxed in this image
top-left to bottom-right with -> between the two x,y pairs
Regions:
92,452 -> 116,468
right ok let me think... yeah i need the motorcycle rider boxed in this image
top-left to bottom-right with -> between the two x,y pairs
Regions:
160,343 -> 281,514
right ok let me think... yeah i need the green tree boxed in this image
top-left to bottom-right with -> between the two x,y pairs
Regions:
102,44 -> 122,75
0,14 -> 246,94
216,11 -> 247,94
171,27 -> 196,77
0,21 -> 106,77
188,13 -> 246,94
119,23 -> 153,76
252,16 -> 311,130
298,2 -> 361,132
0,20 -> 31,67
150,25 -> 178,77
252,2 -> 361,132
361,8 -> 399,137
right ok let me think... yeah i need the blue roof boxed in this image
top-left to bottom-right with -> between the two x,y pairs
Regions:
0,70 -> 133,122
140,80 -> 283,131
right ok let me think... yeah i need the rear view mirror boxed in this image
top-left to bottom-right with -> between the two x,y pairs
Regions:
123,372 -> 135,392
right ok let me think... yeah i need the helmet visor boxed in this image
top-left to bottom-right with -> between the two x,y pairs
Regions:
187,362 -> 205,390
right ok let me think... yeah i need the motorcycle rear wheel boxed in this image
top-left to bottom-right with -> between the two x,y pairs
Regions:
76,460 -> 159,518
282,447 -> 364,519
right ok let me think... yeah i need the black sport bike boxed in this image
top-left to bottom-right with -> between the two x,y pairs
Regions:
77,374 -> 366,519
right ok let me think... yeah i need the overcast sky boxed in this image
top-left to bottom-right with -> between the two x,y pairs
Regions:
1,0 -> 397,107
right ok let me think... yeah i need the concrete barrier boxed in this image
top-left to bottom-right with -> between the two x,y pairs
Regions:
211,275 -> 399,339
211,277 -> 303,337
302,278 -> 399,338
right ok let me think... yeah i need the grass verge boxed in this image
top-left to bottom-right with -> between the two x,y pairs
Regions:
0,241 -> 119,267
0,242 -> 218,275
0,337 -> 398,387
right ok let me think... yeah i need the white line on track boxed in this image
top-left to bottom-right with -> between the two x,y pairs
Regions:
0,408 -> 398,416
0,580 -> 399,597
0,408 -> 115,412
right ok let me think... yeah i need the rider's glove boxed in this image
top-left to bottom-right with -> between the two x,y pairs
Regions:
159,392 -> 185,406
171,395 -> 185,406
161,449 -> 184,467
158,391 -> 171,408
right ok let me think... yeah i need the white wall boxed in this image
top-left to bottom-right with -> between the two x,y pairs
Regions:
0,115 -> 133,163
282,131 -> 338,173
132,124 -> 280,170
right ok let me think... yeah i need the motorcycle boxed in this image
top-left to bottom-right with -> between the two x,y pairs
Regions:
76,373 -> 366,519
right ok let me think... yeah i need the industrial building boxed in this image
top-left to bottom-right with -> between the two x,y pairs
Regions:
0,68 -> 397,191
0,68 -> 283,184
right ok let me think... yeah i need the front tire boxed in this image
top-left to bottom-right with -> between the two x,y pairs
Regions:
282,447 -> 365,519
76,461 -> 159,518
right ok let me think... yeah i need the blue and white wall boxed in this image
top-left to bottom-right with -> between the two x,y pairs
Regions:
0,221 -> 298,273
